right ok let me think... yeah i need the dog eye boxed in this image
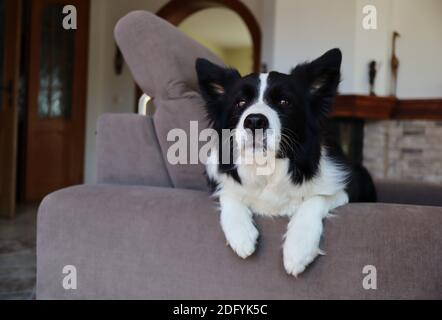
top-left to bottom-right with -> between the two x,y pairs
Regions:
278,99 -> 289,106
236,99 -> 247,108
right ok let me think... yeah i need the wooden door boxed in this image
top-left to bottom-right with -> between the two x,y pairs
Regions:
25,0 -> 89,202
0,0 -> 21,218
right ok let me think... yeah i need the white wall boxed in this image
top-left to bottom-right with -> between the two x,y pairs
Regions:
268,0 -> 442,97
260,0 -> 275,71
391,0 -> 442,98
353,0 -> 393,96
271,0 -> 357,93
84,0 -> 106,184
353,0 -> 442,98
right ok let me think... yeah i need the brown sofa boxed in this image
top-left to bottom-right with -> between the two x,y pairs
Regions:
36,12 -> 442,299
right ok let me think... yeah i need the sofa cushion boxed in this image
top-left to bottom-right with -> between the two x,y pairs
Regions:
114,11 -> 224,99
376,179 -> 442,207
37,185 -> 442,299
96,114 -> 172,187
152,97 -> 210,190
115,12 -> 224,190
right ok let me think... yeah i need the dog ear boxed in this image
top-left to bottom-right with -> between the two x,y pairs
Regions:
291,48 -> 341,116
195,58 -> 241,102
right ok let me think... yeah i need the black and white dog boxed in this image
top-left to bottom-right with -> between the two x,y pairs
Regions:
195,48 -> 376,276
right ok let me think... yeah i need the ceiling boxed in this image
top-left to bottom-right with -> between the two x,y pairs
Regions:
178,8 -> 252,48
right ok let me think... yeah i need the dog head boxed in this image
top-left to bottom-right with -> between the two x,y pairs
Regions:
196,48 -> 341,178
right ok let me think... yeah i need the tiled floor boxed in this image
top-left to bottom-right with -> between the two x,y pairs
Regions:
0,205 -> 37,300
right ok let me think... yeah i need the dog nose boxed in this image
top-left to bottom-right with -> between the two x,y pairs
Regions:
244,114 -> 269,131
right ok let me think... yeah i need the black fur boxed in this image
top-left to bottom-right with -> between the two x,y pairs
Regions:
196,49 -> 376,203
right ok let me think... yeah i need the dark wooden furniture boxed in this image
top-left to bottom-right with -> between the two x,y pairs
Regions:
332,95 -> 442,120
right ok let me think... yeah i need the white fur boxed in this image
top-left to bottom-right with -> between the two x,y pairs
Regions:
207,147 -> 349,276
235,74 -> 281,154
283,191 -> 348,276
219,195 -> 258,258
206,74 -> 350,276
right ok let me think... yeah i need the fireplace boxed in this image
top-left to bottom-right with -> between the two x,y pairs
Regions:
326,118 -> 365,165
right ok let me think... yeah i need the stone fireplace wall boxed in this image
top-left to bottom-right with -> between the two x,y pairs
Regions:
363,120 -> 442,183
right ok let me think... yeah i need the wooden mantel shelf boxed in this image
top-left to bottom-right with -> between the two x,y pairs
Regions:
332,95 -> 396,119
331,95 -> 442,120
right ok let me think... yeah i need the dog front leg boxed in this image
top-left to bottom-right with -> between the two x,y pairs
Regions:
283,191 -> 348,277
219,195 -> 259,259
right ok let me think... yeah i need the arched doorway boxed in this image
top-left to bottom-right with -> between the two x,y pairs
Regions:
178,8 -> 253,76
157,0 -> 261,72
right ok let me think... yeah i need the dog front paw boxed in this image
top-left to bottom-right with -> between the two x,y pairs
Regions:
283,232 -> 322,277
224,222 -> 259,259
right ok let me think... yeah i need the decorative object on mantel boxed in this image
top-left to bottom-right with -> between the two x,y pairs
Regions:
390,31 -> 400,97
368,60 -> 378,96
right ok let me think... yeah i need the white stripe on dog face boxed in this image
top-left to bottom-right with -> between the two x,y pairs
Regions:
258,73 -> 268,103
235,73 -> 282,154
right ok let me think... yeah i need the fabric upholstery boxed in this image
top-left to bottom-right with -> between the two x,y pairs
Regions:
96,113 -> 172,187
115,11 -> 224,190
114,11 -> 224,99
152,98 -> 210,190
37,185 -> 442,299
376,179 -> 442,207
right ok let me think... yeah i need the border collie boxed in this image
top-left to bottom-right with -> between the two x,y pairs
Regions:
195,48 -> 376,277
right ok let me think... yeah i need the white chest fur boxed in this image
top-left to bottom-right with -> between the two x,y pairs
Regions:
206,148 -> 348,218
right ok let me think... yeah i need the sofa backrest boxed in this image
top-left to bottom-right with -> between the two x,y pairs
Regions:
115,11 -> 225,190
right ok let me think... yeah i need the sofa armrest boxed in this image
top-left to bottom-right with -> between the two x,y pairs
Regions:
37,185 -> 442,299
376,179 -> 442,207
96,113 -> 172,187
